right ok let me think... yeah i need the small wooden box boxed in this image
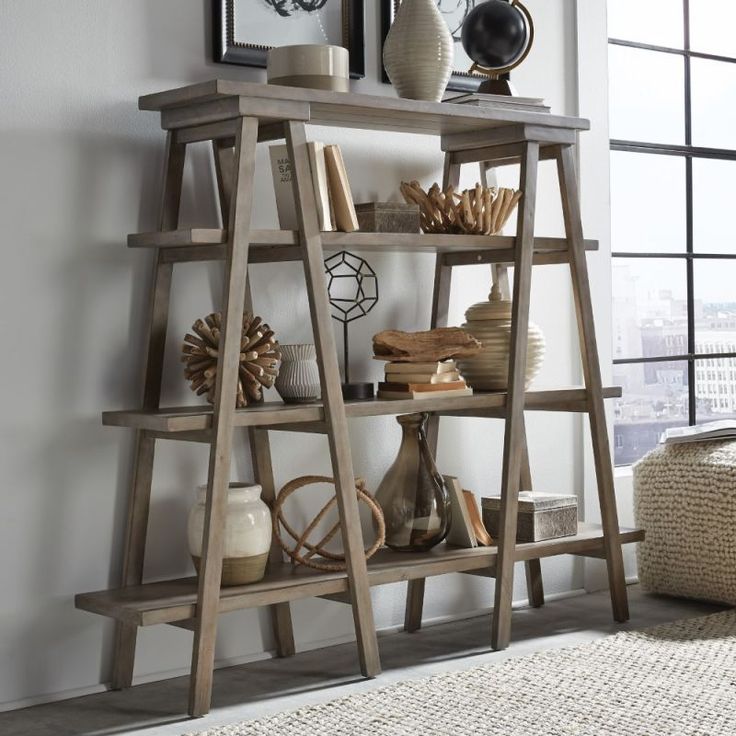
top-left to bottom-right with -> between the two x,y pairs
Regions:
354,202 -> 420,233
482,492 -> 578,543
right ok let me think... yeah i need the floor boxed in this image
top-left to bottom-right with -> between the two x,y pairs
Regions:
1,586 -> 726,736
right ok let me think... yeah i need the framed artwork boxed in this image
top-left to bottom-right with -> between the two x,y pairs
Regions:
214,0 -> 365,79
380,0 -> 486,92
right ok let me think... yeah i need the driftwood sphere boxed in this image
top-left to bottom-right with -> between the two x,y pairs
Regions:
273,475 -> 386,572
181,312 -> 280,408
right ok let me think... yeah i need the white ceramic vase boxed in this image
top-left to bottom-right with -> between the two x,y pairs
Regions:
383,0 -> 454,102
457,283 -> 546,390
275,343 -> 321,403
188,483 -> 272,586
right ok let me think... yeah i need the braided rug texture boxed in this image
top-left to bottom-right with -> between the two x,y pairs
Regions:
189,610 -> 736,736
634,440 -> 736,604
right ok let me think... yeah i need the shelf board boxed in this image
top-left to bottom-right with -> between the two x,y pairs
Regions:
75,524 -> 643,627
127,229 -> 598,267
102,387 -> 622,433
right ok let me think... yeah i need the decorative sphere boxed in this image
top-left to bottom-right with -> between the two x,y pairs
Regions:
461,0 -> 530,70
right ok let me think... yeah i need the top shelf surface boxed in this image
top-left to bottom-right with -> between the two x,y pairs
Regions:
138,80 -> 590,137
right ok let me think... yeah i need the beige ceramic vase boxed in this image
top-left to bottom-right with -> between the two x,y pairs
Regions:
383,0 -> 454,102
457,282 -> 546,390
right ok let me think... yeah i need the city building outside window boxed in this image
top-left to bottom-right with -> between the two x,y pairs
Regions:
608,0 -> 736,465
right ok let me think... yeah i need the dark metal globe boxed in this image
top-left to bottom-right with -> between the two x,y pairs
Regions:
460,0 -> 529,70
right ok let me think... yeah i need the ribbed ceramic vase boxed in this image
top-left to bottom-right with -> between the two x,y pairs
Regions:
375,413 -> 451,552
275,343 -> 321,403
457,282 -> 546,390
188,483 -> 271,586
383,0 -> 454,102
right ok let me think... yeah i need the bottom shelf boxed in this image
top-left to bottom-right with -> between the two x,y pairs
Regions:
75,524 -> 643,627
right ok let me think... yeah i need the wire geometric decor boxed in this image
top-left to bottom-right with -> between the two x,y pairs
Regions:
324,250 -> 379,396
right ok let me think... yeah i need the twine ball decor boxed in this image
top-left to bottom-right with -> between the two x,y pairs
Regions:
273,475 -> 385,571
181,311 -> 280,408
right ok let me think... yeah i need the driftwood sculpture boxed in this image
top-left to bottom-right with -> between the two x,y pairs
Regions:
181,311 -> 280,408
373,327 -> 482,363
400,180 -> 522,236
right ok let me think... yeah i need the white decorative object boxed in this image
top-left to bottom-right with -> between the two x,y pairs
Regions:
188,483 -> 271,586
275,343 -> 321,403
456,282 -> 545,390
635,440 -> 736,604
382,0 -> 454,102
267,44 -> 349,92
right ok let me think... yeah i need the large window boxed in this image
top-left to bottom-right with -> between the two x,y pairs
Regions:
608,1 -> 736,465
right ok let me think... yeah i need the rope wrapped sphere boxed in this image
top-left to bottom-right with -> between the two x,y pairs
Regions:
181,311 -> 280,408
273,475 -> 385,572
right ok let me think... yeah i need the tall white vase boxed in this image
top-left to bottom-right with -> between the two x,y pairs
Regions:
383,0 -> 454,102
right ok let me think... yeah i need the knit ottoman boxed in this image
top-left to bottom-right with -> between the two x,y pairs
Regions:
634,440 -> 736,604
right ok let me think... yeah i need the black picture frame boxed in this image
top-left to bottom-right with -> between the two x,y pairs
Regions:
380,0 -> 486,92
214,0 -> 365,79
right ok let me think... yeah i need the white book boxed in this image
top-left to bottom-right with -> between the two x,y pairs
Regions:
269,144 -> 298,230
661,420 -> 736,445
384,371 -> 460,384
386,361 -> 456,374
307,141 -> 334,231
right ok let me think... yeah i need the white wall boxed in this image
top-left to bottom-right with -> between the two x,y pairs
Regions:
0,0 -> 616,710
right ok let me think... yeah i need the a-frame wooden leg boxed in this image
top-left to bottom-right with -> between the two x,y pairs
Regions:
188,117 -> 260,718
212,140 -> 296,659
491,141 -> 540,651
403,153 -> 460,634
555,144 -> 629,622
492,263 -> 544,609
111,133 -> 186,690
285,120 -> 381,678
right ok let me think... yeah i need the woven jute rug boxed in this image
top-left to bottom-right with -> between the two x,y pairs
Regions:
190,610 -> 736,736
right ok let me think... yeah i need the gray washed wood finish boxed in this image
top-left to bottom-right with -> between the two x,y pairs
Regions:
76,81 -> 636,717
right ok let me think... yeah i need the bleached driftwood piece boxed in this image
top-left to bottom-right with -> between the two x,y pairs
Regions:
373,327 -> 482,363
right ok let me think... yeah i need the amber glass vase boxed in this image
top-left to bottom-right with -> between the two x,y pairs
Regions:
375,413 -> 451,552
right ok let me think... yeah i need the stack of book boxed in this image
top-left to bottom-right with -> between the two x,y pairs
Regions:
269,142 -> 359,233
377,360 -> 472,400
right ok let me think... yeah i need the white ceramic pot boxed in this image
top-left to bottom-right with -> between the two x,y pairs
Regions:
457,283 -> 546,390
188,483 -> 271,586
383,0 -> 454,102
275,343 -> 321,403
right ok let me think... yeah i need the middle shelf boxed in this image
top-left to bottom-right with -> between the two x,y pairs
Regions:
102,386 -> 622,434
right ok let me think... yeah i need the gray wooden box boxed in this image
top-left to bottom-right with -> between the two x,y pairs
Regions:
354,202 -> 420,233
482,493 -> 578,543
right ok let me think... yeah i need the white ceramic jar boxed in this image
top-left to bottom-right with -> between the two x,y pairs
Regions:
275,343 -> 321,403
188,483 -> 272,586
457,283 -> 546,390
383,0 -> 454,102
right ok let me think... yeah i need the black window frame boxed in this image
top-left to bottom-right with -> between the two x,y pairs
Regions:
609,0 -> 736,465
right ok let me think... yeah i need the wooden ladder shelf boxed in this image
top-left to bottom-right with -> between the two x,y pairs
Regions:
75,80 -> 643,717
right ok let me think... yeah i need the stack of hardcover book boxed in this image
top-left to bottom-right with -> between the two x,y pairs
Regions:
377,360 -> 472,400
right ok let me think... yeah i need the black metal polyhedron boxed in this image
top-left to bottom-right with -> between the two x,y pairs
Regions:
324,250 -> 378,387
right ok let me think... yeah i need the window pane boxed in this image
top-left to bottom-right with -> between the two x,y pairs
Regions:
690,1 -> 736,58
608,0 -> 684,48
694,260 -> 736,354
609,46 -> 685,144
691,59 -> 736,149
611,151 -> 686,253
696,358 -> 736,421
613,360 -> 689,465
613,259 -> 687,360
693,158 -> 736,254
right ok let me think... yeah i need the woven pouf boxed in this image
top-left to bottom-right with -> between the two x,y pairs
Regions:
634,440 -> 736,604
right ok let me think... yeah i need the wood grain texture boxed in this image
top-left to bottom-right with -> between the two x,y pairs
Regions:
189,116 -> 259,718
491,141 -> 540,652
75,524 -> 644,626
556,144 -> 629,624
111,132 -> 185,691
286,120 -> 381,679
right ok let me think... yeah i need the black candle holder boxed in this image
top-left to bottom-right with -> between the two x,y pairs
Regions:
324,250 -> 378,400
